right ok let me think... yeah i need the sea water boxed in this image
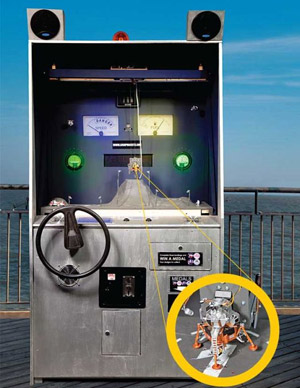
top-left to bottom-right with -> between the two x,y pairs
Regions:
0,190 -> 299,308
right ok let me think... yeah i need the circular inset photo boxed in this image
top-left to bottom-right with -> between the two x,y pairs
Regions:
166,274 -> 279,387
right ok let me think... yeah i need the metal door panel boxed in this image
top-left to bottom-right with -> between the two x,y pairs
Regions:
102,310 -> 141,355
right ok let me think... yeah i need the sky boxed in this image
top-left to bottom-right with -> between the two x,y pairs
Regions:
0,0 -> 299,186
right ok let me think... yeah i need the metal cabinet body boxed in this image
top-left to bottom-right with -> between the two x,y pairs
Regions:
29,39 -> 224,383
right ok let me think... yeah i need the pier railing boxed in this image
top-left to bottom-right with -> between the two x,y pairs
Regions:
0,185 -> 29,315
0,209 -> 29,306
0,185 -> 299,315
224,187 -> 300,314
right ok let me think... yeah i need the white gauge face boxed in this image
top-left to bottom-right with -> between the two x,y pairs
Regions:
83,116 -> 119,136
138,115 -> 173,136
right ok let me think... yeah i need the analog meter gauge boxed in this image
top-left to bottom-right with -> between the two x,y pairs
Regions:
65,150 -> 85,171
83,116 -> 119,136
138,115 -> 173,136
174,152 -> 192,171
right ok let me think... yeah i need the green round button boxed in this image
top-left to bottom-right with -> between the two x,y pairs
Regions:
174,152 -> 192,170
66,154 -> 83,170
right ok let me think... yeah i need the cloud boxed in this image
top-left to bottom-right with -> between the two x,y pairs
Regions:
224,94 -> 300,106
0,101 -> 28,111
224,36 -> 300,54
284,81 -> 300,87
224,72 -> 300,87
224,74 -> 275,86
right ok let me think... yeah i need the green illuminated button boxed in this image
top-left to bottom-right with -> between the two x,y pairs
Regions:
174,152 -> 192,170
66,153 -> 83,170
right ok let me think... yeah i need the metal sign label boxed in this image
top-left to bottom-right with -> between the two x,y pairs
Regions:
170,276 -> 194,292
158,252 -> 203,266
112,140 -> 141,149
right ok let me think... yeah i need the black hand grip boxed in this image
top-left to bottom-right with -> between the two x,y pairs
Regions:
64,209 -> 84,250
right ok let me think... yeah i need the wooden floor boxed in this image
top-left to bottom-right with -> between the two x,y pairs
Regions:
1,316 -> 300,387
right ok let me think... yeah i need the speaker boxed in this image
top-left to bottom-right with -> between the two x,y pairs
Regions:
27,9 -> 65,40
187,11 -> 224,41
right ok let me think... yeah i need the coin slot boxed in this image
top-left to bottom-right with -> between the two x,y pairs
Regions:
122,276 -> 135,297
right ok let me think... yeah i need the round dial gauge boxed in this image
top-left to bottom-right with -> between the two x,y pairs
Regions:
83,116 -> 119,136
174,152 -> 192,171
138,115 -> 173,136
65,151 -> 84,171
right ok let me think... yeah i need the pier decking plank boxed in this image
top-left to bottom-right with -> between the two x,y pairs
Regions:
1,317 -> 300,387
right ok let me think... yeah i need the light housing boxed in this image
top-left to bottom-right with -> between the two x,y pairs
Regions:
113,31 -> 129,41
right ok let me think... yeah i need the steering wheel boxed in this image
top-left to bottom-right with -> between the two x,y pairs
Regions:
36,206 -> 110,279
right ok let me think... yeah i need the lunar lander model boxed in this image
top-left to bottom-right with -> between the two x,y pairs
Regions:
193,283 -> 260,370
28,8 -> 225,384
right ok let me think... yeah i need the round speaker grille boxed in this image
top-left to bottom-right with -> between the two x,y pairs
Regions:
30,9 -> 60,40
191,11 -> 221,41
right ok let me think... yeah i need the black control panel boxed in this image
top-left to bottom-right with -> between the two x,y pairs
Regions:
99,267 -> 146,308
167,294 -> 186,315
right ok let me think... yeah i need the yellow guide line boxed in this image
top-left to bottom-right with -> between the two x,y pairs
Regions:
136,167 -> 252,282
134,166 -> 253,330
134,169 -> 167,328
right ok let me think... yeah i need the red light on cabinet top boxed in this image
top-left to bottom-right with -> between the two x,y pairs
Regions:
113,31 -> 129,41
